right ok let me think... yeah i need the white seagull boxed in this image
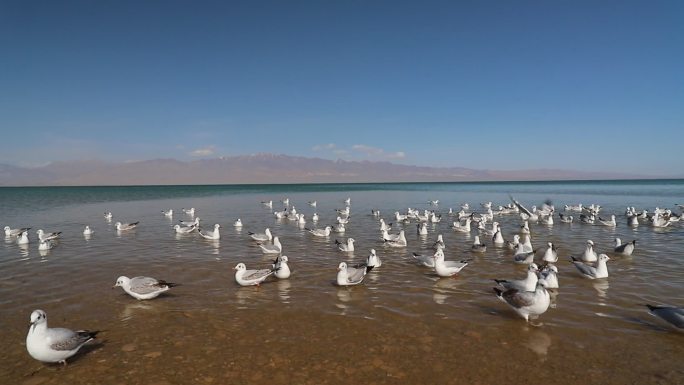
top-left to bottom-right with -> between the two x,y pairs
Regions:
37,229 -> 61,242
432,234 -> 446,250
581,240 -> 598,262
182,207 -> 195,215
494,282 -> 551,322
336,262 -> 371,286
83,226 -> 94,236
538,264 -> 559,289
471,235 -> 486,253
366,248 -> 382,268
162,209 -> 173,217
17,230 -> 30,245
26,310 -> 99,366
308,200 -> 317,207
513,243 -> 536,264
559,213 -> 574,223
4,226 -> 30,237
417,222 -> 428,235
115,221 -> 139,231
433,250 -> 469,277
199,224 -> 221,240
38,239 -> 54,251
272,255 -> 291,279
234,218 -> 243,227
306,226 -> 332,237
570,254 -> 610,279
259,236 -> 283,254
335,238 -> 355,252
613,238 -> 636,256
542,242 -> 558,263
173,224 -> 197,234
114,276 -> 179,300
261,200 -> 273,208
103,212 -> 113,220
234,263 -> 275,286
249,228 -> 273,242
598,215 -> 617,227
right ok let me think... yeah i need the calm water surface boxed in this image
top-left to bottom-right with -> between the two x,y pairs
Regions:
1,180 -> 683,385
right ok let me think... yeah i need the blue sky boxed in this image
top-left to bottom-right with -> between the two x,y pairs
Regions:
1,0 -> 682,175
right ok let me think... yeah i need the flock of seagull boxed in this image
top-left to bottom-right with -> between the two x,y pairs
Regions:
7,197 -> 684,367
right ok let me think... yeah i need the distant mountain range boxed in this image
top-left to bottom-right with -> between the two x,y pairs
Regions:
0,153 -> 651,186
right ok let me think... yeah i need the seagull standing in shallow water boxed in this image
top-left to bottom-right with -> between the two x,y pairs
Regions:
336,262 -> 371,286
234,263 -> 275,286
613,238 -> 636,256
272,255 -> 291,279
199,224 -> 221,240
26,310 -> 99,366
433,250 -> 469,277
494,281 -> 550,322
570,254 -> 610,279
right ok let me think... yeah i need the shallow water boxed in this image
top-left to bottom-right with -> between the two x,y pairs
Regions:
1,181 -> 683,385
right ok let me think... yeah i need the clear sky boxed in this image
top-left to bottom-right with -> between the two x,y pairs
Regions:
1,0 -> 682,175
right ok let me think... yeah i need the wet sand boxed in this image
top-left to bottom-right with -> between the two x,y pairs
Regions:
1,189 -> 683,384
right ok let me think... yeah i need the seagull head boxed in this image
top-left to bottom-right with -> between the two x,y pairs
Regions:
29,309 -> 47,328
234,263 -> 247,271
114,276 -> 130,288
337,262 -> 347,271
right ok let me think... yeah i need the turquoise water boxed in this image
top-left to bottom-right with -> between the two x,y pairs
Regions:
1,179 -> 683,384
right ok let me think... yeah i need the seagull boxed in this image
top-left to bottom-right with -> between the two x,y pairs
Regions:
233,218 -> 243,227
538,264 -> 559,289
506,234 -> 521,250
493,282 -> 551,322
378,219 -> 392,232
570,254 -> 610,279
366,248 -> 382,268
306,226 -> 332,237
542,242 -> 558,263
199,224 -> 221,240
384,230 -> 407,247
432,234 -> 445,250
162,209 -> 173,217
598,215 -> 617,227
308,200 -> 317,207
282,198 -> 290,206
433,250 -> 469,277
492,229 -> 505,245
261,200 -> 273,208
26,309 -> 99,365
333,223 -> 346,233
234,263 -> 275,286
113,276 -> 179,300
471,235 -> 486,253
581,240 -> 598,262
182,207 -> 195,216
17,230 -> 29,245
335,238 -> 355,252
173,224 -> 196,234
509,196 -> 539,222
513,243 -> 536,264
312,213 -> 319,222
565,203 -> 583,212
115,222 -> 139,231
417,223 -> 428,235
371,209 -> 381,217
179,217 -> 200,227
259,236 -> 283,254
249,228 -> 273,242
103,212 -> 113,220
38,239 -> 54,251
644,305 -> 684,329
4,226 -> 30,237
381,229 -> 402,242
613,238 -> 636,256
272,255 -> 291,279
344,197 -> 351,205
495,264 -> 539,292
521,234 -> 533,253
83,226 -> 94,236
336,262 -> 371,286
37,229 -> 61,242
627,215 -> 639,227
559,213 -> 574,223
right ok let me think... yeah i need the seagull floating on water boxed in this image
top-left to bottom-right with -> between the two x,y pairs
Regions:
272,255 -> 291,279
306,226 -> 332,237
613,238 -> 636,256
162,209 -> 173,217
114,276 -> 179,300
115,222 -> 139,231
598,215 -> 617,227
366,248 -> 382,268
417,222 -> 428,235
308,200 -> 317,207
233,218 -> 243,227
17,230 -> 29,245
581,240 -> 598,262
199,224 -> 221,240
513,243 -> 536,265
542,242 -> 558,263
26,309 -> 99,366
173,224 -> 196,234
433,250 -> 469,277
336,262 -> 371,286
38,239 -> 55,251
335,238 -> 355,252
104,212 -> 112,220
259,236 -> 283,254
83,226 -> 94,236
538,264 -> 559,289
644,304 -> 684,329
37,229 -> 61,242
249,228 -> 273,242
471,235 -> 486,253
182,207 -> 195,216
234,263 -> 275,286
4,226 -> 30,237
559,213 -> 574,223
